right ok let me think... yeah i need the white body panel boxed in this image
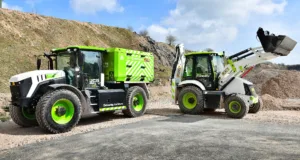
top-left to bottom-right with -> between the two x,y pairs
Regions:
178,80 -> 206,91
219,47 -> 279,87
173,44 -> 186,84
222,77 -> 253,95
10,70 -> 65,98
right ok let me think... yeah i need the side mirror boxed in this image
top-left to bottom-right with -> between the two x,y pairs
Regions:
78,51 -> 84,67
37,58 -> 41,70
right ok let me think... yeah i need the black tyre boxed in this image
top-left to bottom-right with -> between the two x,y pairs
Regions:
123,86 -> 147,117
9,105 -> 38,127
249,97 -> 262,114
203,108 -> 216,112
224,96 -> 249,119
178,86 -> 204,115
36,89 -> 82,134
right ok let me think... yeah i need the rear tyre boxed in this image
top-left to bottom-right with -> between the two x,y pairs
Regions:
224,96 -> 249,119
123,86 -> 147,117
9,106 -> 38,127
178,86 -> 204,115
36,89 -> 82,134
249,97 -> 262,114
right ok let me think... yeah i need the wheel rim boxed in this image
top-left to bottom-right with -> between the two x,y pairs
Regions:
132,93 -> 144,112
51,99 -> 75,124
229,101 -> 242,114
182,92 -> 197,110
22,108 -> 35,120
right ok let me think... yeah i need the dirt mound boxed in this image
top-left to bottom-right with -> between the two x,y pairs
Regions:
261,94 -> 283,110
261,70 -> 300,99
245,69 -> 280,95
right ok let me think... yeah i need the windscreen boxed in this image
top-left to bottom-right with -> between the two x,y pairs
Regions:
212,55 -> 224,73
56,51 -> 77,70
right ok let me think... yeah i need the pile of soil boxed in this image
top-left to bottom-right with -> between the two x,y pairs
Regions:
261,94 -> 284,110
246,68 -> 300,111
261,70 -> 300,99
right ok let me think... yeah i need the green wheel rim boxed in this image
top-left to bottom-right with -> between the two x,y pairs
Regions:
229,101 -> 242,114
132,93 -> 144,112
182,92 -> 197,110
22,108 -> 35,120
51,99 -> 75,125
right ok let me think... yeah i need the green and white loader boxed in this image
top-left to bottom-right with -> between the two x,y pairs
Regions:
9,46 -> 154,133
171,28 -> 297,118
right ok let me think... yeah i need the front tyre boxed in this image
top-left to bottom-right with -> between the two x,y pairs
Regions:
36,89 -> 82,134
10,106 -> 38,127
178,86 -> 204,115
249,97 -> 263,114
123,86 -> 147,117
224,96 -> 249,119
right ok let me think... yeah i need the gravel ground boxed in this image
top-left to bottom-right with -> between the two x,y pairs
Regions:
0,86 -> 300,151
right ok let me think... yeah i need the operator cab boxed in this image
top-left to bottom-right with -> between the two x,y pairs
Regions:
41,46 -> 107,90
182,52 -> 225,90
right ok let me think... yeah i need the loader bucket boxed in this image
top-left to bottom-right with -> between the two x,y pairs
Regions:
257,27 -> 297,56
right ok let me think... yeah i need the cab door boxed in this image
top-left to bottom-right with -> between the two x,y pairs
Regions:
194,55 -> 215,90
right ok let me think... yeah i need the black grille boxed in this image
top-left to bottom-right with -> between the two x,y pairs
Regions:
10,78 -> 32,105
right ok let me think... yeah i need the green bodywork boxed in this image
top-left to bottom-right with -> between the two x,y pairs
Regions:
51,46 -> 154,83
103,48 -> 154,82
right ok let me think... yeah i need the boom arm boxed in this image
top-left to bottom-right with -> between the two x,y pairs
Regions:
219,28 -> 297,88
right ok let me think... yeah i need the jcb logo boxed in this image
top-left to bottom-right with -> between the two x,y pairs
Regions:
144,58 -> 150,62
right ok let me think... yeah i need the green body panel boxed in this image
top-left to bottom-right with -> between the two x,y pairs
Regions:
103,48 -> 154,83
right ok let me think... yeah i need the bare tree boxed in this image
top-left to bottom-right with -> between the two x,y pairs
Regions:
139,29 -> 149,37
127,26 -> 133,32
204,48 -> 214,52
166,34 -> 177,45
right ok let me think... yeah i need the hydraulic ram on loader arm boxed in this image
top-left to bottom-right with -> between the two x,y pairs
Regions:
218,28 -> 297,89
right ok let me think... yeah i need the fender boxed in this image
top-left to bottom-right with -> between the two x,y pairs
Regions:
175,80 -> 206,102
178,80 -> 206,91
48,84 -> 89,114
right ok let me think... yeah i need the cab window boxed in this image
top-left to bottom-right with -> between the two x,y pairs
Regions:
183,56 -> 193,79
195,56 -> 212,78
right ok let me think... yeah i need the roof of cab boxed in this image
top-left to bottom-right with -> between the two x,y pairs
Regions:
185,51 -> 224,56
51,46 -> 106,52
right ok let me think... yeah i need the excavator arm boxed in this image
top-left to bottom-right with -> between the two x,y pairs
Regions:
219,28 -> 297,89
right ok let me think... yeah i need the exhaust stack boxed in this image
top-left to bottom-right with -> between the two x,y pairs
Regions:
257,27 -> 297,56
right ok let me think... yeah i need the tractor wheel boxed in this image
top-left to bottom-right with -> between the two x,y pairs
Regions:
224,96 -> 249,119
203,108 -> 216,112
178,86 -> 204,115
123,86 -> 147,117
249,97 -> 263,114
36,89 -> 82,134
9,105 -> 38,127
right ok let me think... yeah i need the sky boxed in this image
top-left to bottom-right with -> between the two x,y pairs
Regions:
2,0 -> 300,64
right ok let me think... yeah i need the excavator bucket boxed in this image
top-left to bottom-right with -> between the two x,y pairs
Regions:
257,27 -> 297,56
